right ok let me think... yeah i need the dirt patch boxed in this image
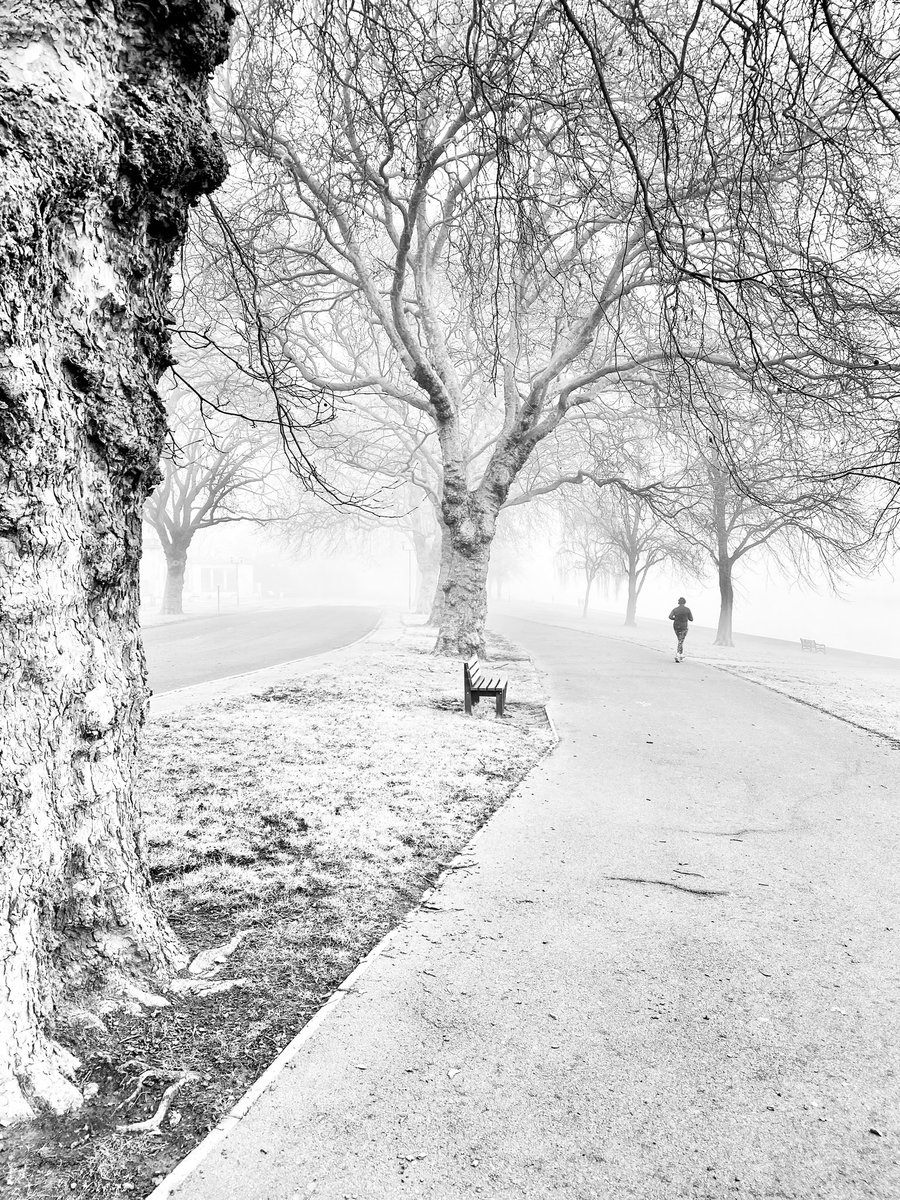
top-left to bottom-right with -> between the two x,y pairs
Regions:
1,629 -> 552,1200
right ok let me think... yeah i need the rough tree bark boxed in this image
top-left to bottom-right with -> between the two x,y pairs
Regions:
432,409 -> 536,656
0,2 -> 232,1123
433,469 -> 499,657
434,537 -> 492,657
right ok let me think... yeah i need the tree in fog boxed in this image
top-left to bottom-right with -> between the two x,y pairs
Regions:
557,492 -> 622,618
207,0 -> 900,657
278,397 -> 449,614
0,3 -> 231,1122
559,482 -> 698,624
144,391 -> 287,614
660,419 -> 875,646
213,5 -> 666,654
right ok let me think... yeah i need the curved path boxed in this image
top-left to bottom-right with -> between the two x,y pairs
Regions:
143,605 -> 381,695
167,613 -> 899,1200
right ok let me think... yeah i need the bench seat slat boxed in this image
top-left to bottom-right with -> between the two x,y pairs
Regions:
464,655 -> 508,715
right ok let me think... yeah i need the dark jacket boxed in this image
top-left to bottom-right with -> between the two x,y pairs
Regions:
668,604 -> 693,631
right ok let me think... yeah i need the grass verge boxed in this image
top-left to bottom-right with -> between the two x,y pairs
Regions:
2,625 -> 552,1200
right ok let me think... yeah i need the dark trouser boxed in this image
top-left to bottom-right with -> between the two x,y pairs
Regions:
675,627 -> 688,654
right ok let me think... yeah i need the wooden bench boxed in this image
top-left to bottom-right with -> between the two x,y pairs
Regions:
800,639 -> 827,654
464,656 -> 508,716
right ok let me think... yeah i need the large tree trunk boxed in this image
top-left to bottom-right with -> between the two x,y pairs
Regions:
624,565 -> 638,626
433,486 -> 495,657
428,520 -> 454,625
0,3 -> 231,1123
433,536 -> 492,657
714,559 -> 735,646
161,541 -> 190,615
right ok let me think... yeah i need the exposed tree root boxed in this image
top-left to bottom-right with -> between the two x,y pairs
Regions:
169,977 -> 247,997
116,1071 -> 199,1134
148,928 -> 253,999
2,928 -> 247,1126
110,929 -> 249,1134
121,1068 -> 179,1108
186,929 -> 248,978
122,982 -> 170,1010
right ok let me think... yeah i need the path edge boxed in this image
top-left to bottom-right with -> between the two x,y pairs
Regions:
505,613 -> 900,751
144,688 -> 559,1200
148,609 -> 386,716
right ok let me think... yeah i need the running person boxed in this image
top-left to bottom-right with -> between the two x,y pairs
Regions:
668,597 -> 693,662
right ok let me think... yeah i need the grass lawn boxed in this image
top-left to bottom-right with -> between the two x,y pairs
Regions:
3,625 -> 552,1200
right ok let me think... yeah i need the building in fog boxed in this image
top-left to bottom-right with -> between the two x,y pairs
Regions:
140,542 -> 258,612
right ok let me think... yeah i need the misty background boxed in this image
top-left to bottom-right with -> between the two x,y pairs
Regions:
140,520 -> 900,659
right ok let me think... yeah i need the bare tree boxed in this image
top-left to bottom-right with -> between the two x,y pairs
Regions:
145,390 -> 286,614
199,2 -> 697,655
557,492 -> 622,619
205,0 -> 900,658
0,3 -> 231,1122
659,421 -> 875,646
555,0 -> 900,494
598,489 -> 697,626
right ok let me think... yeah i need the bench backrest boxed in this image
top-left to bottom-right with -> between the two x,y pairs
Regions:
464,656 -> 481,685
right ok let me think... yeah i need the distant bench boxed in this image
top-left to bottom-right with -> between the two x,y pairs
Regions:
464,656 -> 508,716
800,639 -> 827,654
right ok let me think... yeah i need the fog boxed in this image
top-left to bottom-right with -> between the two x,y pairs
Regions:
140,521 -> 900,661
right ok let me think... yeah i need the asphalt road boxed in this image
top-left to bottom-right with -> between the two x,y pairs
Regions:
142,606 -> 381,695
169,613 -> 899,1200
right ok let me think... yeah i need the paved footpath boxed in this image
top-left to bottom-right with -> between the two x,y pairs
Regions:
144,605 -> 380,695
169,615 -> 899,1200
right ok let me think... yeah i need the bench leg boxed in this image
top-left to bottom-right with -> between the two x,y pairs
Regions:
464,688 -> 472,714
495,688 -> 506,717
